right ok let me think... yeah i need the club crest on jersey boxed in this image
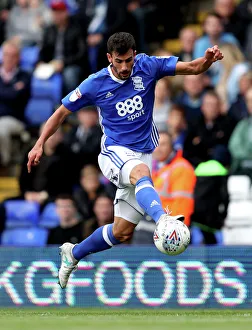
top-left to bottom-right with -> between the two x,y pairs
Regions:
69,88 -> 82,102
132,76 -> 145,91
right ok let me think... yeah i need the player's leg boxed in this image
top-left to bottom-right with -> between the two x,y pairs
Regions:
122,159 -> 185,224
58,216 -> 136,288
131,163 -> 165,223
58,146 -> 141,289
72,216 -> 136,260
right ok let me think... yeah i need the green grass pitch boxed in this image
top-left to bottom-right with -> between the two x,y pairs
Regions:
0,309 -> 252,330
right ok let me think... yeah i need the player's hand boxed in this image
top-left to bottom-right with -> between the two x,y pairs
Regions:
27,144 -> 43,173
204,45 -> 224,63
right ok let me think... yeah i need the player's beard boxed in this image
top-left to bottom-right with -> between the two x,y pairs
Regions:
112,64 -> 131,80
119,72 -> 131,80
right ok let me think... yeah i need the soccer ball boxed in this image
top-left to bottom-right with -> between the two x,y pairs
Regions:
153,219 -> 190,256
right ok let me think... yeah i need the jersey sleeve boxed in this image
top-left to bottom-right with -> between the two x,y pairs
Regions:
61,74 -> 96,112
148,55 -> 179,79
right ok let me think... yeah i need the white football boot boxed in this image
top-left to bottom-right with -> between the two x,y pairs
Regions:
157,213 -> 185,225
58,243 -> 78,289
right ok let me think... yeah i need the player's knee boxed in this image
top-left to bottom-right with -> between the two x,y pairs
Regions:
113,226 -> 134,242
130,163 -> 151,185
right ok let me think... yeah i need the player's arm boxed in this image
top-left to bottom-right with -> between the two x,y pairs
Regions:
27,105 -> 71,173
175,45 -> 223,75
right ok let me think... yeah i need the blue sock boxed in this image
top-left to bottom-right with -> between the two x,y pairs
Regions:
72,224 -> 121,260
135,176 -> 165,223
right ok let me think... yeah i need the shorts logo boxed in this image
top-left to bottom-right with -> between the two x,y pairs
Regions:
115,96 -> 144,121
110,169 -> 118,184
132,76 -> 145,91
69,88 -> 82,102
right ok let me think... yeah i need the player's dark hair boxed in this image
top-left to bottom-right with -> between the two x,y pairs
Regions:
107,32 -> 136,55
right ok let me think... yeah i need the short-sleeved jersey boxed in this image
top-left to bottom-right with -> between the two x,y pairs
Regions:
62,53 -> 178,153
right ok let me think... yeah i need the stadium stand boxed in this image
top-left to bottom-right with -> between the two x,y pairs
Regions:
24,98 -> 55,127
20,46 -> 40,72
39,202 -> 60,229
223,175 -> 252,245
4,200 -> 40,228
1,227 -> 48,246
31,74 -> 63,106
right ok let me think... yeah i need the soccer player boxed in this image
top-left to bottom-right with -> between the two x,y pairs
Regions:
27,32 -> 223,289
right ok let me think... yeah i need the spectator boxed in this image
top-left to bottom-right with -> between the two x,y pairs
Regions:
167,104 -> 187,151
216,43 -> 250,108
244,21 -> 252,62
183,90 -> 235,168
192,147 -> 229,244
73,164 -> 115,220
6,0 -> 52,47
237,0 -> 252,59
47,194 -> 84,245
176,26 -> 198,62
175,74 -> 207,124
83,194 -> 114,238
64,106 -> 102,171
152,131 -> 196,227
193,12 -> 239,86
228,87 -> 252,178
75,0 -> 107,73
229,71 -> 252,124
0,39 -> 31,167
95,0 -> 139,69
19,126 -> 75,204
236,0 -> 252,23
153,77 -> 172,131
213,0 -> 246,46
127,0 -> 158,52
38,0 -> 86,94
0,0 -> 14,45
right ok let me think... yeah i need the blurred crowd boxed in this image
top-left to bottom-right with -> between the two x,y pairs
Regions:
0,0 -> 252,246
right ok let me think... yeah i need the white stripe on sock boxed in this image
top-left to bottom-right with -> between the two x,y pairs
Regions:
102,224 -> 113,246
135,183 -> 153,194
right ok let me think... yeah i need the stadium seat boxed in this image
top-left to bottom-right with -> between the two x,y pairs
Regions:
20,46 -> 39,71
215,230 -> 223,245
24,98 -> 55,126
223,226 -> 252,245
1,227 -> 48,246
227,175 -> 251,200
225,200 -> 252,226
191,226 -> 224,245
31,73 -> 63,105
4,200 -> 40,228
190,226 -> 203,245
39,202 -> 60,229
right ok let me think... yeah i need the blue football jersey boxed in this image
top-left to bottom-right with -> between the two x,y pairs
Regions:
62,53 -> 178,153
